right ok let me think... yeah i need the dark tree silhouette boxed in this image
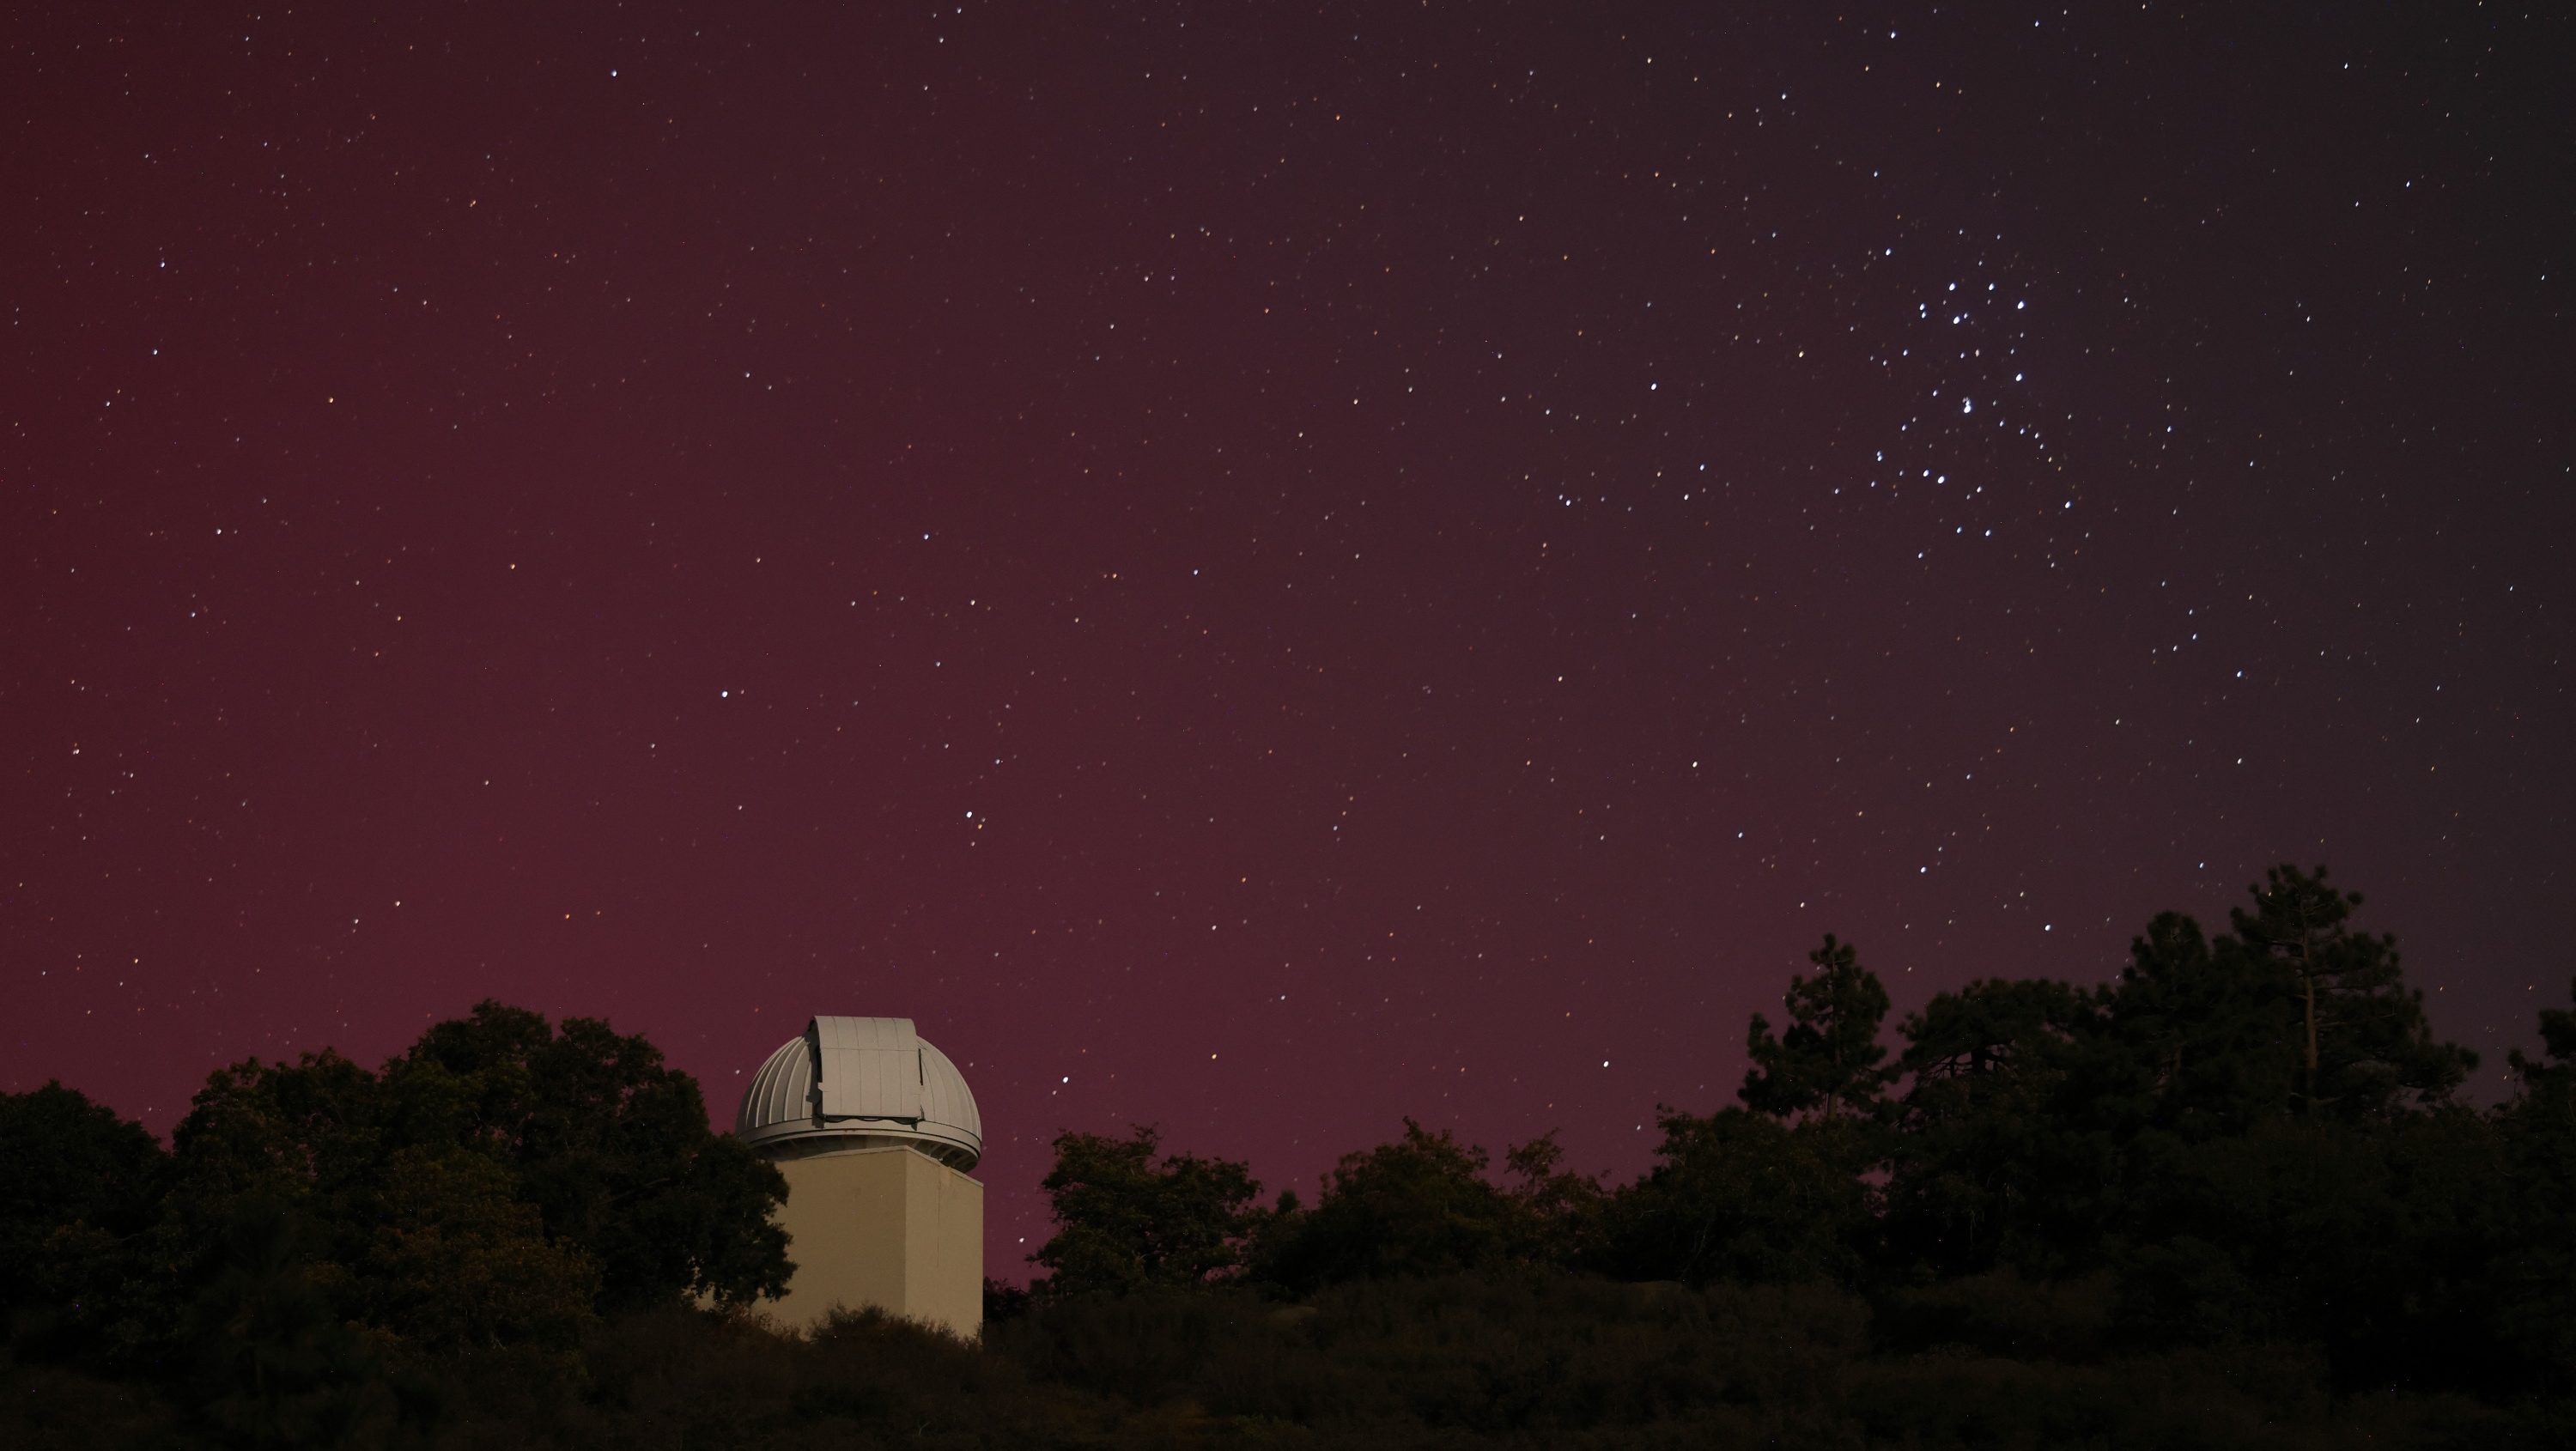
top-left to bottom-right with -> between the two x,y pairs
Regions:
2229,865 -> 2475,1117
2103,911 -> 2298,1138
1741,934 -> 1899,1125
0,1082 -> 166,1317
380,1000 -> 790,1310
1030,1124 -> 1262,1298
1250,1119 -> 1540,1292
1601,1107 -> 1871,1287
1884,976 -> 2103,1276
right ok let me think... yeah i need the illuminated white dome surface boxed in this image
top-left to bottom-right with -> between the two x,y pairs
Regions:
734,1016 -> 981,1172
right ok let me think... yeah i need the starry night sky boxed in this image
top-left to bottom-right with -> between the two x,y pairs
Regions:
6,4 -> 2570,1275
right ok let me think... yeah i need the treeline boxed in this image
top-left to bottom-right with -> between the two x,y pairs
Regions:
6,865 -> 2574,1448
1003,866 -> 2576,1436
1020,869 -> 2574,1387
3,1004 -> 794,1445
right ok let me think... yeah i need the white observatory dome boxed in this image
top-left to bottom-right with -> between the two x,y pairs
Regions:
734,1017 -> 981,1172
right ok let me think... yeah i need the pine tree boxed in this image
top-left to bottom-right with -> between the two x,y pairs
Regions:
2227,865 -> 2473,1117
1741,934 -> 1897,1124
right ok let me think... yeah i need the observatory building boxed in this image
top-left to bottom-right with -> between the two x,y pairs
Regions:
734,1016 -> 984,1337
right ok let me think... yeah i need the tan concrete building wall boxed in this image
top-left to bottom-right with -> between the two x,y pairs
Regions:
765,1145 -> 982,1339
900,1149 -> 986,1338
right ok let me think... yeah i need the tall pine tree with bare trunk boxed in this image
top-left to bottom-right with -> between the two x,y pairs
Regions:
2227,865 -> 2474,1119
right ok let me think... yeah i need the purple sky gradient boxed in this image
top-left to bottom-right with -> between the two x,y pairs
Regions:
6,3 -> 2568,1276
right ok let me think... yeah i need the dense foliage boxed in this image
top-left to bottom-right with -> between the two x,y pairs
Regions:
1029,1125 -> 1266,1297
3,1001 -> 787,1446
7,868 -> 2575,1447
1006,865 -> 2576,1427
